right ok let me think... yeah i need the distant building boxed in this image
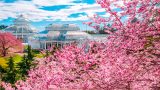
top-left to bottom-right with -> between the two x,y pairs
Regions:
3,14 -> 108,49
90,34 -> 108,42
4,15 -> 35,43
29,24 -> 91,49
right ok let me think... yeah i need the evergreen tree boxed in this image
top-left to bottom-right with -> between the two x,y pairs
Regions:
45,50 -> 50,57
16,46 -> 35,80
0,65 -> 6,81
7,57 -> 14,72
27,45 -> 34,61
26,45 -> 34,70
0,25 -> 8,30
2,57 -> 17,84
17,55 -> 28,79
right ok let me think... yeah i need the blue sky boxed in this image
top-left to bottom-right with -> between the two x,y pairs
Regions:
0,0 -> 113,31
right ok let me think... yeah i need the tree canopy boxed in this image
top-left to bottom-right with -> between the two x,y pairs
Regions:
0,32 -> 23,56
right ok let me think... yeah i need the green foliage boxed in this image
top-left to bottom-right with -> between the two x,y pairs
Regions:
0,46 -> 46,84
0,46 -> 44,85
0,65 -> 6,81
16,46 -> 35,80
99,30 -> 108,34
45,50 -> 50,57
0,25 -> 8,30
0,87 -> 5,90
34,53 -> 44,58
84,31 -> 96,34
2,57 -> 17,84
0,65 -> 6,73
6,57 -> 14,72
17,55 -> 29,80
32,49 -> 40,54
27,45 -> 34,61
12,54 -> 23,63
144,36 -> 160,49
44,46 -> 59,57
0,54 -> 22,68
32,49 -> 45,58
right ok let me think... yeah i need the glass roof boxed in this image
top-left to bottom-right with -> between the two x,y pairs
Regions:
5,25 -> 34,33
45,24 -> 80,31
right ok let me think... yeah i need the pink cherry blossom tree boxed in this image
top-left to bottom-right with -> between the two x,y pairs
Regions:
84,0 -> 160,89
0,32 -> 23,57
1,0 -> 160,90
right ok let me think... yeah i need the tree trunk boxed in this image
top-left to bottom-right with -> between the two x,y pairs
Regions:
126,81 -> 131,90
2,50 -> 6,57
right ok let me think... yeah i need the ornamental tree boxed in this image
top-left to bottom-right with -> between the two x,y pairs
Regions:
0,32 -> 23,56
84,0 -> 160,89
1,0 -> 160,90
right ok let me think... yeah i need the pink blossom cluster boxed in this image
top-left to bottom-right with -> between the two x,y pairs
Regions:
0,32 -> 23,56
1,0 -> 160,90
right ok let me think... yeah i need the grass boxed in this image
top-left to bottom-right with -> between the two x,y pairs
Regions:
12,54 -> 23,64
0,54 -> 22,68
0,49 -> 44,68
34,53 -> 44,58
0,57 -> 8,68
32,49 -> 45,58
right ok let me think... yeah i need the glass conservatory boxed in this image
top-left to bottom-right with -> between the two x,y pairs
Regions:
4,15 -> 35,43
29,24 -> 91,49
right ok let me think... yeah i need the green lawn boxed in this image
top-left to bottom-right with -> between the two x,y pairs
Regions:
0,49 -> 44,68
0,57 -> 8,68
34,53 -> 44,58
0,54 -> 22,68
12,54 -> 23,63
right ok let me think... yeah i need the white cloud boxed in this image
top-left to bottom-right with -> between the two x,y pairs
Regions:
0,0 -> 107,22
56,3 -> 106,19
32,0 -> 76,6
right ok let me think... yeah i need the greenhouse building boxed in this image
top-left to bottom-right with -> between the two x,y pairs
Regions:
28,23 -> 91,49
4,15 -> 35,43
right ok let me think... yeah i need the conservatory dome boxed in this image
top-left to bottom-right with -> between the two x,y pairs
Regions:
29,23 -> 91,49
13,14 -> 29,26
47,30 -> 90,39
42,23 -> 90,40
4,14 -> 35,43
5,26 -> 34,33
45,24 -> 80,31
5,14 -> 35,33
